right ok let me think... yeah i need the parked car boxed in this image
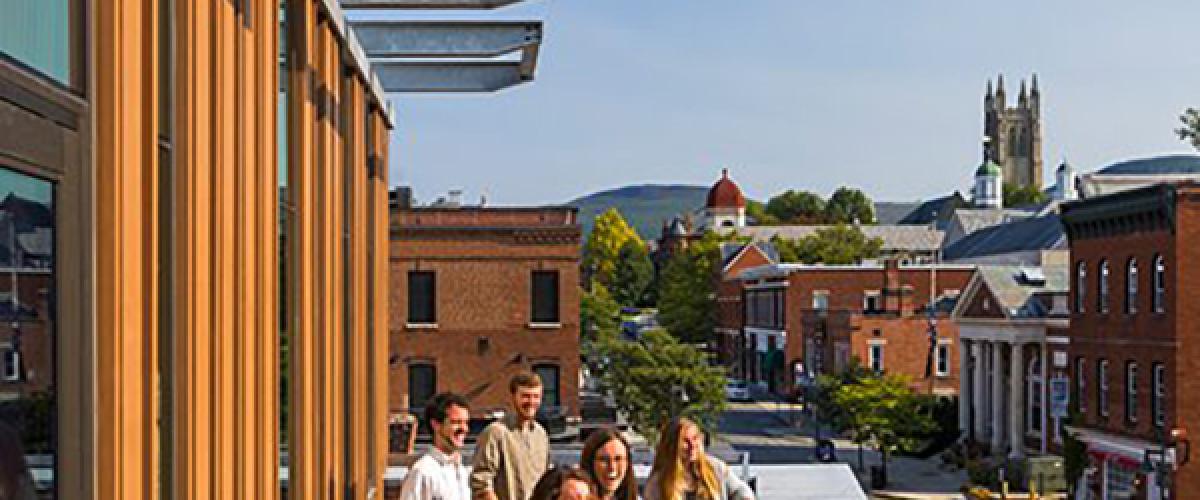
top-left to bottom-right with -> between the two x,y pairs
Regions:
725,379 -> 751,401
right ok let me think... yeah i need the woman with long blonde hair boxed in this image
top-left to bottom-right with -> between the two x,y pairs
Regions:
644,418 -> 754,500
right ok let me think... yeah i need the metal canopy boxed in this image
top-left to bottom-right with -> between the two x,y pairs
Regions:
351,21 -> 541,58
373,61 -> 533,93
340,0 -> 523,8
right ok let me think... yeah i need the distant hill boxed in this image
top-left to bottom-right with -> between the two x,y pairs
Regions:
568,185 -> 710,240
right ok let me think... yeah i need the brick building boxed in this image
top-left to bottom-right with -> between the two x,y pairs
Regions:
390,206 -> 582,430
1060,182 -> 1200,499
732,261 -> 975,396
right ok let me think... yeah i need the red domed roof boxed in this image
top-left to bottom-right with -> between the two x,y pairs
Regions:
706,169 -> 746,208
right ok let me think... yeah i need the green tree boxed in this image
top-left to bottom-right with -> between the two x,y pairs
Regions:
583,208 -> 642,286
1178,107 -> 1200,151
581,281 -> 621,344
594,328 -> 727,442
657,231 -> 726,344
833,374 -> 938,481
765,190 -> 826,223
824,187 -> 876,224
745,199 -> 780,225
612,240 -> 654,307
1003,182 -> 1048,207
771,225 -> 883,264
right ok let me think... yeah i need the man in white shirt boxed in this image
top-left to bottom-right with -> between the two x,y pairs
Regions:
400,392 -> 472,500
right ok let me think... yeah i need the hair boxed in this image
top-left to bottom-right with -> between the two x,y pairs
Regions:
651,417 -> 720,500
530,466 -> 594,500
580,428 -> 638,500
509,370 -> 544,394
423,392 -> 470,426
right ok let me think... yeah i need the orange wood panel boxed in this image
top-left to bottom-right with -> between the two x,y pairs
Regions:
256,1 -> 281,498
371,108 -> 392,498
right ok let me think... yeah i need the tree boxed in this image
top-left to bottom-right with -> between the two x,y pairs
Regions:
594,328 -> 727,442
833,374 -> 938,482
1178,108 -> 1200,151
770,225 -> 883,264
765,190 -> 826,224
824,187 -> 875,224
581,281 -> 621,345
583,208 -> 642,287
612,239 -> 654,307
745,200 -> 779,225
657,231 -> 726,344
1003,182 -> 1048,207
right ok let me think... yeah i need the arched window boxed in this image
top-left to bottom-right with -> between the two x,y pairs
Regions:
1075,261 -> 1087,313
1154,255 -> 1166,313
1126,258 -> 1138,314
1098,260 -> 1110,314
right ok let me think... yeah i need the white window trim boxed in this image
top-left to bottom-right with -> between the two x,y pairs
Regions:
1126,362 -> 1138,424
1153,363 -> 1166,427
863,290 -> 881,312
1154,256 -> 1166,314
935,341 -> 951,377
1099,360 -> 1110,417
812,290 -> 830,311
2,349 -> 20,382
868,341 -> 885,372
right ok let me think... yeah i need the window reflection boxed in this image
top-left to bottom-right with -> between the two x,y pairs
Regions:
0,166 -> 56,496
0,0 -> 71,84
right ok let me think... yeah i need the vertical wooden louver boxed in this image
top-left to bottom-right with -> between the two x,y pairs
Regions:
88,0 -> 390,497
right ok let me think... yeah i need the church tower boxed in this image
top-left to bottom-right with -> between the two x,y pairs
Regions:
983,74 -> 1043,190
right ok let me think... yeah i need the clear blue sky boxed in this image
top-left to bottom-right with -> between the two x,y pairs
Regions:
370,1 -> 1200,206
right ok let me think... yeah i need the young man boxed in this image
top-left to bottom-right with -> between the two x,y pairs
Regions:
399,392 -> 473,500
470,372 -> 550,500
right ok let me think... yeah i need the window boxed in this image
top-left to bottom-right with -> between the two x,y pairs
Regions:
1126,258 -> 1138,314
408,364 -> 436,411
1098,359 -> 1109,417
1152,363 -> 1165,428
0,0 -> 72,84
1075,261 -> 1087,313
869,343 -> 884,372
1154,255 -> 1166,313
1028,356 -> 1043,433
1,348 -> 20,381
863,291 -> 881,313
1098,260 -> 1109,313
1125,361 -> 1138,424
935,342 -> 950,377
407,271 -> 436,324
531,271 -> 560,323
812,290 -> 829,311
1076,357 -> 1087,415
534,364 -> 560,410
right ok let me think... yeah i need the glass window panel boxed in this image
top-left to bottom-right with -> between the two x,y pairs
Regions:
408,364 -> 436,411
0,0 -> 71,84
407,271 -> 435,324
531,271 -> 559,323
534,364 -> 560,409
0,165 -> 56,496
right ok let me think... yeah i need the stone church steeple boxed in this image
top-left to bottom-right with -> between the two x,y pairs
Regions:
983,73 -> 1043,190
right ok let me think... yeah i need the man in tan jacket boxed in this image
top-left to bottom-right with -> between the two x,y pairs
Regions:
470,372 -> 550,500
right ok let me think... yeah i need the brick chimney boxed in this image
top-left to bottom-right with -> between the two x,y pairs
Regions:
881,259 -> 915,316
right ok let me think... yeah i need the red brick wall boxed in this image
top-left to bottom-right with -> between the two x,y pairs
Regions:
390,208 -> 581,419
0,272 -> 54,397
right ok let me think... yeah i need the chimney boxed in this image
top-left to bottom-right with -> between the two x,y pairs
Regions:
898,284 -> 916,317
882,259 -> 902,312
447,189 -> 463,208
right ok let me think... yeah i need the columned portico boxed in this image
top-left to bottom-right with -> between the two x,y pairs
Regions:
1008,342 -> 1025,458
991,342 -> 1006,450
959,339 -> 971,435
972,342 -> 986,439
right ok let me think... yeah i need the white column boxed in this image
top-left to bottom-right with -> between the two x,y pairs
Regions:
972,342 -> 986,439
1009,342 -> 1025,458
991,342 -> 1006,451
1040,342 -> 1049,454
959,339 -> 971,435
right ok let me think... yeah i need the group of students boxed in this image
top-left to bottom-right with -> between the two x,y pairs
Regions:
399,371 -> 755,500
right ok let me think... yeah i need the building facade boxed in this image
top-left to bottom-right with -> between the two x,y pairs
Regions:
390,206 -> 582,429
1060,182 -> 1200,499
733,261 -> 975,397
952,265 -> 1070,459
0,0 -> 393,498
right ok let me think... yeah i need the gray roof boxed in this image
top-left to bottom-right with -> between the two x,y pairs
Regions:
974,265 -> 1068,318
1097,154 -> 1200,175
721,224 -> 944,252
720,241 -> 779,267
942,214 -> 1065,261
897,192 -> 967,227
873,202 -> 922,225
950,208 -> 1035,236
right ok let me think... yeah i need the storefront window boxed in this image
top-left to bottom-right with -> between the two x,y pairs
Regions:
0,0 -> 72,84
0,166 -> 56,496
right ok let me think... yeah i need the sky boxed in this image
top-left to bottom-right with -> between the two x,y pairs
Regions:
365,1 -> 1200,206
